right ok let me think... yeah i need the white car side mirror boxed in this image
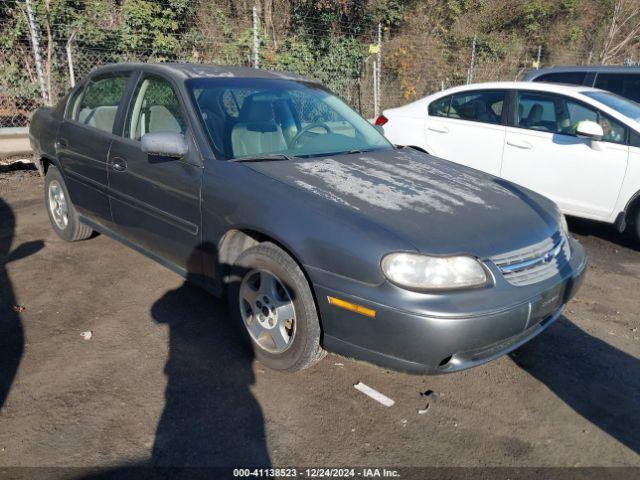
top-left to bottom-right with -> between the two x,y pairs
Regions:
575,120 -> 604,151
575,120 -> 603,140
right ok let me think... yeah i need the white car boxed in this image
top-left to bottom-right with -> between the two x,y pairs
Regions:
379,81 -> 640,241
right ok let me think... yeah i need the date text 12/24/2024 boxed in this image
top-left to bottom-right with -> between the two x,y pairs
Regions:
233,468 -> 401,478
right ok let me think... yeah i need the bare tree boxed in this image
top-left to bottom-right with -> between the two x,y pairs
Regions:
600,0 -> 640,64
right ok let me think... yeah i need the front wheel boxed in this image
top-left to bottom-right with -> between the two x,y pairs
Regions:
44,165 -> 93,242
228,242 -> 326,372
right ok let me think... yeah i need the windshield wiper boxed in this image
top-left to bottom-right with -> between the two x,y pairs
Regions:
230,153 -> 294,163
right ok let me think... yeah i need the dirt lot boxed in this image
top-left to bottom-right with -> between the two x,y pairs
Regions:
0,171 -> 638,472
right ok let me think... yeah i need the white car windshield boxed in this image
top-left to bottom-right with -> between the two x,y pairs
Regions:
187,78 -> 392,160
583,91 -> 640,123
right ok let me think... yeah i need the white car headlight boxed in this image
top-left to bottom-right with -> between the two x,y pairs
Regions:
381,253 -> 488,291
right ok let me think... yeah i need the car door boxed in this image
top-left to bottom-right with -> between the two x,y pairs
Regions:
501,90 -> 629,219
56,72 -> 132,226
424,90 -> 507,176
107,72 -> 204,273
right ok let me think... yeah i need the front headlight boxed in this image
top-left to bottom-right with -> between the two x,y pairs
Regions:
381,253 -> 488,291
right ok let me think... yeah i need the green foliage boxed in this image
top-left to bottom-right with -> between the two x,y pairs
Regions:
265,38 -> 316,75
120,0 -> 192,56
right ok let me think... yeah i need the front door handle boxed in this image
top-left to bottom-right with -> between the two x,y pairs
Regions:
110,157 -> 127,172
428,124 -> 449,133
55,138 -> 68,149
506,138 -> 533,150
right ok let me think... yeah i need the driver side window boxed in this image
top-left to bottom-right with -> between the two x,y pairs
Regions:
125,74 -> 186,141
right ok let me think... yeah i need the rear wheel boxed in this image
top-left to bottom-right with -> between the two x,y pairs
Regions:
228,242 -> 325,372
44,166 -> 93,242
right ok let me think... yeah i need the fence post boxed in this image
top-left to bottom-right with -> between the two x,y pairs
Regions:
252,5 -> 259,69
373,60 -> 378,118
536,45 -> 542,69
376,22 -> 382,117
66,31 -> 77,88
25,0 -> 49,104
466,35 -> 477,84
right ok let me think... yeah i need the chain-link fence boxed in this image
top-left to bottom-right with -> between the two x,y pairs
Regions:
1,1 -> 378,131
0,0 -> 559,136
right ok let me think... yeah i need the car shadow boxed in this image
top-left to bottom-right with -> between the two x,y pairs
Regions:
567,217 -> 639,252
0,197 -> 44,411
511,316 -> 640,454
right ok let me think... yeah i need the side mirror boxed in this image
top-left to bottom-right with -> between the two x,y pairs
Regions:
141,132 -> 188,158
575,120 -> 603,140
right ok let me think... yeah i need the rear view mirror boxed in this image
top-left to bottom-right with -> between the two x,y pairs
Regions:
575,120 -> 603,140
141,132 -> 188,158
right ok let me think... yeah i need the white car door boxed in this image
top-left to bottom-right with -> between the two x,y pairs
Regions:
424,90 -> 506,176
501,90 -> 629,220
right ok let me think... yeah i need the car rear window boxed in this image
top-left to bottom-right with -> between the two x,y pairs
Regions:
534,71 -> 588,86
594,73 -> 640,103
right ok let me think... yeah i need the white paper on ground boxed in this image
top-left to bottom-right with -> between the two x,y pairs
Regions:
353,381 -> 395,407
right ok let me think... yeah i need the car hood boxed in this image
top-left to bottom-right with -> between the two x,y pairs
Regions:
245,148 -> 559,258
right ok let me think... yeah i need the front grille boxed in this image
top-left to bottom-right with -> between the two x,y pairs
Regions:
491,234 -> 571,286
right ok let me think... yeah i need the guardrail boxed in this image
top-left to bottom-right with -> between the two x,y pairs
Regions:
0,127 -> 32,161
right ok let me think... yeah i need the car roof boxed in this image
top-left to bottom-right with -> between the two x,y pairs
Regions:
432,81 -> 601,95
86,62 -> 319,84
523,65 -> 640,79
392,82 -> 603,109
384,81 -> 611,116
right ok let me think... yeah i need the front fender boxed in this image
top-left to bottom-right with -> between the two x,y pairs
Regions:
202,161 -> 417,285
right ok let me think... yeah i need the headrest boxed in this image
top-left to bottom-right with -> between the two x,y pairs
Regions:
239,99 -> 275,123
528,104 -> 543,122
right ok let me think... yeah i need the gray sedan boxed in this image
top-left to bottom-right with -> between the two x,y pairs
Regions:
29,63 -> 587,373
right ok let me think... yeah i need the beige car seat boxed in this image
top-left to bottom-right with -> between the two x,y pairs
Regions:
231,96 -> 287,157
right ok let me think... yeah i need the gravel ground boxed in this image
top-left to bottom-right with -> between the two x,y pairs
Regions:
0,171 -> 638,472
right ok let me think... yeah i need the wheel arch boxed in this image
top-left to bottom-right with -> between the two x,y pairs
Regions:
217,228 -> 324,329
622,191 -> 640,231
38,155 -> 61,176
407,145 -> 429,154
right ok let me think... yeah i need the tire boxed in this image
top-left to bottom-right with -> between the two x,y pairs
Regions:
44,165 -> 93,242
227,242 -> 326,372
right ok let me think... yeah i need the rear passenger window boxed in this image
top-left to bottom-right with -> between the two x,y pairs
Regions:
125,75 -> 186,141
428,96 -> 450,118
535,72 -> 587,86
594,73 -> 640,103
449,91 -> 504,125
66,86 -> 85,120
73,73 -> 129,133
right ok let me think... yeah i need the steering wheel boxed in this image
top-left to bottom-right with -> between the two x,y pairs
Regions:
291,122 -> 333,148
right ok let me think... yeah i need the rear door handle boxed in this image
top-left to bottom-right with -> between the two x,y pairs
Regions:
506,138 -> 533,150
428,124 -> 449,133
55,138 -> 68,149
110,157 -> 127,172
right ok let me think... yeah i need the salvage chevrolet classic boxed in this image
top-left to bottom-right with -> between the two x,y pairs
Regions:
29,64 -> 587,373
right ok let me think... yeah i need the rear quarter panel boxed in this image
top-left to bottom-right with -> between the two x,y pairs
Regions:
29,106 -> 61,165
382,114 -> 428,150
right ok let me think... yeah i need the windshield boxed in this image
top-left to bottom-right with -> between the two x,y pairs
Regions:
187,77 -> 392,159
582,91 -> 640,123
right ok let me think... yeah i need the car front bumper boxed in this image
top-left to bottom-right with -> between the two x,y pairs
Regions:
310,237 -> 587,374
